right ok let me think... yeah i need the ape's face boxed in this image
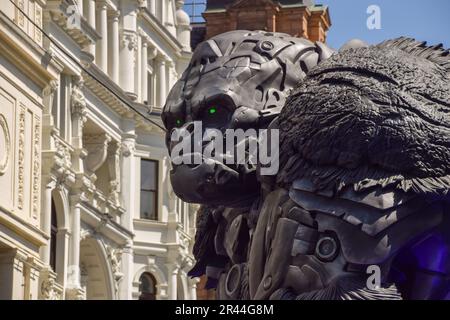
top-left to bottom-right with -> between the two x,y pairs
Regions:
162,31 -> 319,207
164,79 -> 261,207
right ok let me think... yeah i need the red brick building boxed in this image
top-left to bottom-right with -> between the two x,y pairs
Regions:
192,0 -> 331,48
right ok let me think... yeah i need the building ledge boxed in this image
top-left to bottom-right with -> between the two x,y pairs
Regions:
82,64 -> 165,134
138,7 -> 184,56
45,0 -> 101,49
81,201 -> 134,245
0,206 -> 48,249
0,11 -> 56,88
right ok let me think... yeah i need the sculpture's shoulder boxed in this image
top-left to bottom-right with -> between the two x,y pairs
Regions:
278,37 -> 450,195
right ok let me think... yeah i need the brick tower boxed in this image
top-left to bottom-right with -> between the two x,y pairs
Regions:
203,0 -> 331,42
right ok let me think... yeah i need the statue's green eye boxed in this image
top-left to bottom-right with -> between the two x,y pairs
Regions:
176,119 -> 182,126
208,106 -> 217,115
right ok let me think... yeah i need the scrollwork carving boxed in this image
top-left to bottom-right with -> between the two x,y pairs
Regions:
17,107 -> 25,209
32,116 -> 41,219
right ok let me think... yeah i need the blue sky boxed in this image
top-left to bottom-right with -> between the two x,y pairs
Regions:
315,0 -> 450,49
184,0 -> 450,49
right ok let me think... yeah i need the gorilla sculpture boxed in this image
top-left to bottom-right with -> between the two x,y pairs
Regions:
162,30 -> 450,300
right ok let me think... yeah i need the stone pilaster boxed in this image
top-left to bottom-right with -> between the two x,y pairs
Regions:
96,1 -> 108,72
108,10 -> 120,83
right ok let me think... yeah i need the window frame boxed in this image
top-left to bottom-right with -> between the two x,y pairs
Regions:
139,158 -> 159,221
50,198 -> 58,272
138,272 -> 157,300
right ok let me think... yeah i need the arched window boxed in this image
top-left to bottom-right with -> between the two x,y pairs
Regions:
139,272 -> 157,300
50,198 -> 58,271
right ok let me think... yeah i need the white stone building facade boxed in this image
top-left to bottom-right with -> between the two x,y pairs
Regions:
0,0 -> 198,300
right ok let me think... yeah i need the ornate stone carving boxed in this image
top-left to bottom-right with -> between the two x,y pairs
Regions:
15,0 -> 25,28
34,4 -> 43,43
84,133 -> 111,174
17,107 -> 25,210
107,245 -> 122,276
71,76 -> 87,119
41,277 -> 62,300
80,228 -> 94,241
120,31 -> 138,51
0,114 -> 11,175
121,140 -> 135,157
65,287 -> 85,300
43,80 -> 59,97
107,141 -> 121,205
32,116 -> 41,219
137,0 -> 147,8
54,138 -> 72,168
42,80 -> 59,115
106,244 -> 123,295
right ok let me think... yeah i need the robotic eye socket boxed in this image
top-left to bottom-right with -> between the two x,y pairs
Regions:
201,103 -> 231,129
207,106 -> 217,115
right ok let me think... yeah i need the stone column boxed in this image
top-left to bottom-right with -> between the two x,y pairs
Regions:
161,0 -> 166,24
55,228 -> 70,286
40,177 -> 56,265
141,40 -> 148,104
147,46 -> 157,108
96,1 -> 108,72
135,35 -> 142,101
119,31 -> 137,99
189,277 -> 200,300
149,0 -> 155,15
70,76 -> 87,173
77,0 -> 83,14
67,197 -> 81,290
156,55 -> 167,108
119,2 -> 138,99
107,141 -> 121,206
86,0 -> 96,57
120,116 -> 136,230
108,11 -> 120,83
119,240 -> 133,300
166,59 -> 177,93
167,264 -> 179,300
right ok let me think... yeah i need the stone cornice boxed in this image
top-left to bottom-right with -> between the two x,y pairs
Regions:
138,7 -> 184,57
82,64 -> 133,117
80,201 -> 133,244
45,0 -> 101,49
0,206 -> 48,248
82,64 -> 165,134
0,11 -> 56,89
